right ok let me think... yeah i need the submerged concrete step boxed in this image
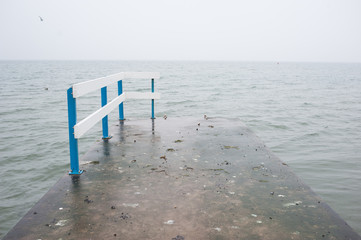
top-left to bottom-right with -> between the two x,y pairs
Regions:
3,117 -> 360,240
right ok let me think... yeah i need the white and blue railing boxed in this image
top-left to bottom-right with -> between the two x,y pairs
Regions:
67,72 -> 160,175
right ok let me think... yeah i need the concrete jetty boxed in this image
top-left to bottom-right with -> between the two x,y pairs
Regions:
3,117 -> 360,240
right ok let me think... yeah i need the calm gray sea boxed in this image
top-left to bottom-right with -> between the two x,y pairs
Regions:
0,61 -> 360,237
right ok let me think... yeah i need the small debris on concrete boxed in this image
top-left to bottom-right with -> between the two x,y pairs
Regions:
213,227 -> 221,232
164,220 -> 175,225
172,235 -> 184,240
223,145 -> 239,150
174,140 -> 183,143
155,169 -> 167,174
252,164 -> 264,171
283,201 -> 302,207
184,165 -> 194,171
84,196 -> 93,204
55,220 -> 67,227
122,203 -> 139,208
160,155 -> 167,160
120,213 -> 130,220
218,160 -> 231,166
111,206 -> 116,209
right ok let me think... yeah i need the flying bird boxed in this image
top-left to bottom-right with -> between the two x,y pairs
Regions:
39,16 -> 43,21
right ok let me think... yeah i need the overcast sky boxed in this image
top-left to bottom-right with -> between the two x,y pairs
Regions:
1,0 -> 360,62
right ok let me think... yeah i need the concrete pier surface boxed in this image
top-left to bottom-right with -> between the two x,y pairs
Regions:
3,117 -> 360,240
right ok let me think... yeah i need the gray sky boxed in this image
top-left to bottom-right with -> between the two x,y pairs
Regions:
1,0 -> 361,62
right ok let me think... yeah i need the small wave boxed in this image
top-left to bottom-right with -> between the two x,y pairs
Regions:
166,100 -> 195,105
305,132 -> 319,137
269,124 -> 289,130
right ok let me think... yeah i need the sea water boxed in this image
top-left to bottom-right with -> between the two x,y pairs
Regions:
0,61 -> 360,237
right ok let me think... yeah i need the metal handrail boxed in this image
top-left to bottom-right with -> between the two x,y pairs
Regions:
67,72 -> 160,175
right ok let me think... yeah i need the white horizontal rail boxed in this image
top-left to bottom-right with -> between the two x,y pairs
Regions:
73,73 -> 124,98
74,93 -> 126,138
72,72 -> 160,98
74,92 -> 160,138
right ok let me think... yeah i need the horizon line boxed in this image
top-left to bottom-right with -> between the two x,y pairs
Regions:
0,59 -> 361,64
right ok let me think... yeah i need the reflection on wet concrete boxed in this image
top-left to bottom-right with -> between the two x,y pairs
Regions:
152,118 -> 155,135
3,118 -> 361,240
102,140 -> 111,157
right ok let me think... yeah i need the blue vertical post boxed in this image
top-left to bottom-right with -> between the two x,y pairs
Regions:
151,78 -> 155,119
118,80 -> 124,120
101,86 -> 110,139
67,87 -> 83,175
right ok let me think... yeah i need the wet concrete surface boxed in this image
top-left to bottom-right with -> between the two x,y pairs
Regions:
3,117 -> 360,240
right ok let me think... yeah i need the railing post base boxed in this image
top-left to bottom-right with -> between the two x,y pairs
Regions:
102,136 -> 112,140
69,170 -> 84,175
